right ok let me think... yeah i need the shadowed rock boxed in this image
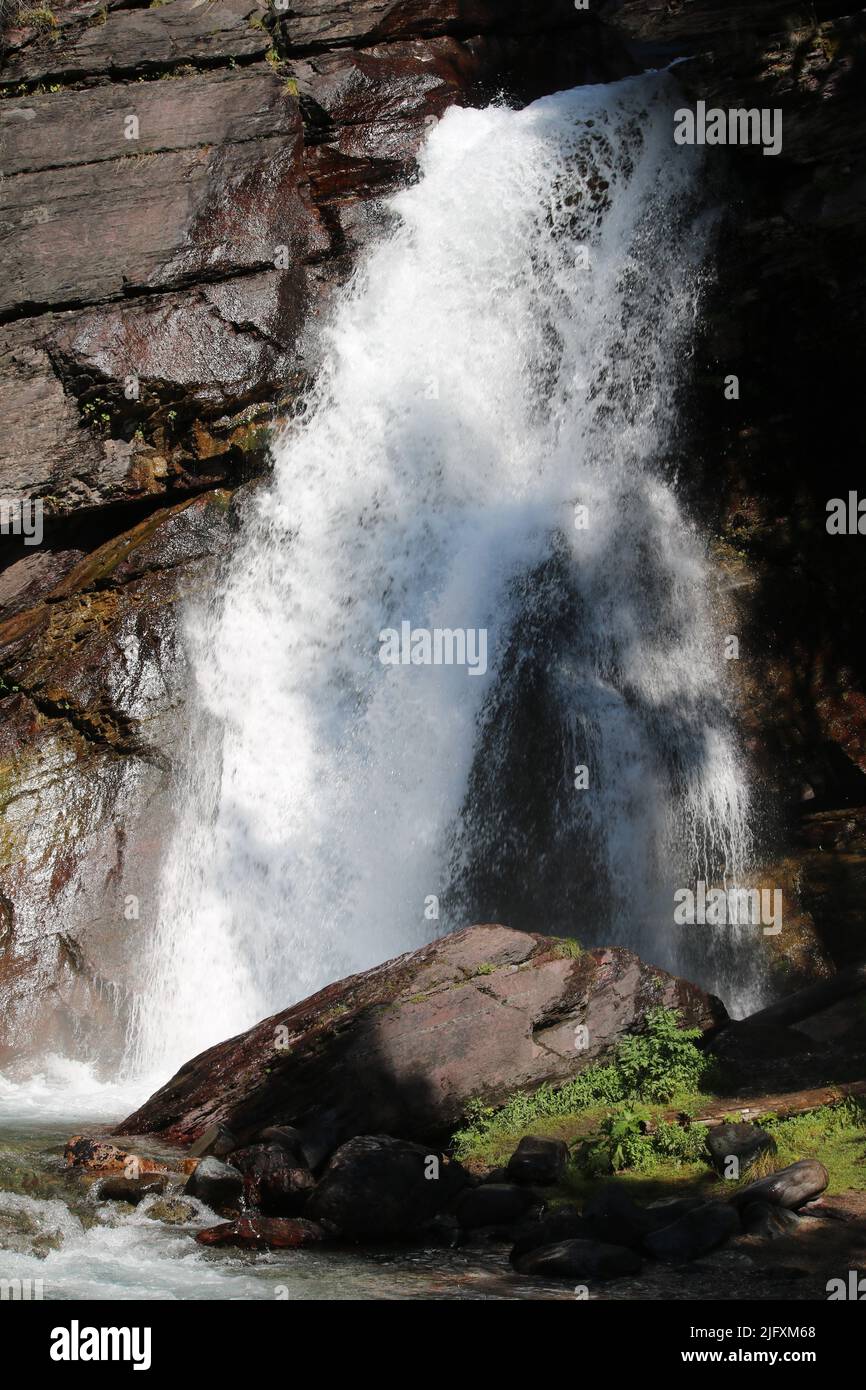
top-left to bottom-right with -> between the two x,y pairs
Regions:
644,1201 -> 740,1263
706,1121 -> 777,1177
307,1134 -> 469,1240
505,1135 -> 568,1187
228,1144 -> 315,1216
453,1184 -> 537,1231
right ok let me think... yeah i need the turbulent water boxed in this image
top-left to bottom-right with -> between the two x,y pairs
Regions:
129,73 -> 758,1080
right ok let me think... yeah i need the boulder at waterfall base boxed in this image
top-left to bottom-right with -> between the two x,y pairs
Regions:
118,925 -> 727,1147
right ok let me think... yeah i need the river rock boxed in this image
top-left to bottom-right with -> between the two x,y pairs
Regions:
295,1111 -> 342,1173
228,1144 -> 315,1216
257,1114 -> 341,1172
196,1216 -> 327,1251
188,1124 -> 238,1160
513,1238 -> 642,1280
730,1160 -> 829,1212
96,1175 -> 169,1205
644,1201 -> 741,1263
64,1138 -> 130,1173
144,1198 -> 197,1225
256,1126 -> 305,1158
580,1183 -> 654,1252
184,1156 -> 244,1211
706,1122 -> 777,1177
119,926 -> 726,1146
646,1196 -> 713,1227
307,1135 -> 469,1240
63,1137 -> 173,1179
740,1201 -> 803,1240
505,1135 -> 568,1187
453,1184 -> 539,1231
510,1205 -> 590,1264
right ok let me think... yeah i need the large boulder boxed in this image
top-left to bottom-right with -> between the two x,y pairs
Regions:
118,925 -> 726,1145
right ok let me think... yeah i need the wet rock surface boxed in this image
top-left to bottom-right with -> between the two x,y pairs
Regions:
196,1215 -> 327,1250
184,1156 -> 244,1212
228,1143 -> 316,1216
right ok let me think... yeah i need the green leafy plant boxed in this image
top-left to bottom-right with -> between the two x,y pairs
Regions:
577,1107 -> 654,1174
575,1110 -> 709,1176
614,1006 -> 711,1101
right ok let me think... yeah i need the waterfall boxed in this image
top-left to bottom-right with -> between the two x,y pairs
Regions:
128,73 -> 759,1078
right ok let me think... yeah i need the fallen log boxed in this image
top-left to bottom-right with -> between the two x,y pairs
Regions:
651,1079 -> 866,1134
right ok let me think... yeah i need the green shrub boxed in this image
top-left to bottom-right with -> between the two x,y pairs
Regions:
614,1006 -> 711,1101
577,1107 -> 654,1174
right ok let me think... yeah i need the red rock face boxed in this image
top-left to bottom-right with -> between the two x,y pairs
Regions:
118,924 -> 727,1145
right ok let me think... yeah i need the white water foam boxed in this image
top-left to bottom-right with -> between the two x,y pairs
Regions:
129,73 -> 758,1078
0,1058 -> 156,1126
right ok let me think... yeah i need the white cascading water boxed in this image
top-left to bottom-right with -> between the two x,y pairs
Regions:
128,73 -> 760,1079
